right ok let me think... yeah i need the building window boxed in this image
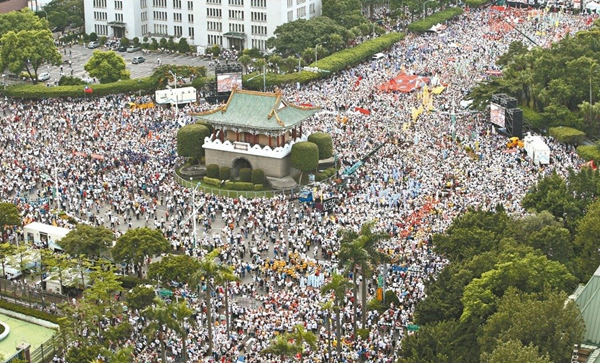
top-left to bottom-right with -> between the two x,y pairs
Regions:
153,24 -> 168,35
207,0 -> 221,4
94,24 -> 108,35
188,14 -> 194,23
142,24 -> 148,34
297,0 -> 306,4
207,21 -> 222,31
297,6 -> 306,18
229,10 -> 244,20
208,34 -> 223,45
228,0 -> 243,5
188,27 -> 194,37
114,0 -> 122,9
287,0 -> 293,7
174,25 -> 182,37
251,25 -> 267,35
187,0 -> 193,9
115,13 -> 123,22
287,10 -> 293,21
141,11 -> 148,21
93,11 -> 108,21
93,0 -> 107,8
251,12 -> 266,22
228,23 -> 244,32
173,0 -> 181,9
153,11 -> 167,21
207,8 -> 222,18
140,0 -> 147,8
309,3 -> 315,14
152,0 -> 166,7
251,0 -> 266,7
174,13 -> 182,22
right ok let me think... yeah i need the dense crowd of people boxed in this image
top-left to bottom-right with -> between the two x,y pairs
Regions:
1,6 -> 597,363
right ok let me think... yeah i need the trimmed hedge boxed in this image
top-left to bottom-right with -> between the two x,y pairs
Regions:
407,8 -> 464,33
203,176 -> 221,187
549,127 -> 586,145
465,0 -> 489,7
177,124 -> 210,158
243,32 -> 404,90
308,132 -> 333,159
254,184 -> 264,191
316,167 -> 337,181
206,164 -> 220,179
239,168 -> 252,182
291,141 -> 319,173
119,275 -> 151,289
219,166 -> 231,181
233,182 -> 254,191
0,299 -> 60,324
251,169 -> 265,185
4,76 -> 157,99
577,145 -> 600,161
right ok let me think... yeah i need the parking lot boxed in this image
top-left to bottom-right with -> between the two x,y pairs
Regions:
7,44 -> 215,85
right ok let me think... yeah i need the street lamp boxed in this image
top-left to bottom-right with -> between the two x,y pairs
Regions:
168,69 -> 177,89
423,0 -> 436,18
247,64 -> 266,92
42,10 -> 48,20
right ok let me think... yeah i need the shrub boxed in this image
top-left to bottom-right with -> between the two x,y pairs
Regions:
239,168 -> 252,182
384,290 -> 400,308
465,0 -> 489,6
251,169 -> 265,184
549,127 -> 586,145
206,164 -> 219,179
58,76 -> 85,86
522,106 -> 547,132
291,141 -> 319,173
407,8 -> 464,33
308,132 -> 333,159
177,124 -> 210,158
225,181 -> 235,189
357,328 -> 370,340
219,166 -> 231,181
233,182 -> 254,191
577,145 -> 600,161
118,275 -> 151,289
202,176 -> 221,187
316,167 -> 337,181
254,184 -> 264,191
0,299 -> 60,324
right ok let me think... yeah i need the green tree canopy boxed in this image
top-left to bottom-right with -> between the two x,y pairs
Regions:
322,0 -> 367,28
43,0 -> 85,28
176,123 -> 210,159
147,254 -> 201,285
112,228 -> 170,278
0,28 -> 62,82
267,16 -> 349,56
58,225 -> 114,259
574,199 -> 600,280
0,8 -> 48,36
84,50 -> 130,84
126,285 -> 156,311
291,141 -> 319,173
0,202 -> 21,240
480,340 -> 552,363
308,132 -> 334,159
479,288 -> 584,363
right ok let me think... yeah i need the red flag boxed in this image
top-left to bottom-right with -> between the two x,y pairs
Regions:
84,85 -> 93,94
355,107 -> 370,115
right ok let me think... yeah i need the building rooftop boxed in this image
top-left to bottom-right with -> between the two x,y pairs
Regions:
571,264 -> 600,347
194,88 -> 320,132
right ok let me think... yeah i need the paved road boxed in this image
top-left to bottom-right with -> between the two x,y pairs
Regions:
8,45 -> 216,85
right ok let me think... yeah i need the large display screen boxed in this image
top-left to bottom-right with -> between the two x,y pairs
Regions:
490,103 -> 506,128
217,73 -> 243,93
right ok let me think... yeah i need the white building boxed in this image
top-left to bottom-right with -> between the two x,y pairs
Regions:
83,0 -> 322,52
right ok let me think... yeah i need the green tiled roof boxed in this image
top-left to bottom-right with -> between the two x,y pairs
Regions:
195,89 -> 320,131
572,265 -> 600,346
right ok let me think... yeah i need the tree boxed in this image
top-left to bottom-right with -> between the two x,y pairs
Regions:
481,340 -> 552,363
0,243 -> 15,278
0,29 -> 62,83
574,200 -> 600,280
84,50 -> 130,84
238,54 -> 252,74
267,17 -> 349,56
323,0 -> 367,28
479,288 -> 584,363
58,225 -> 114,259
147,254 -> 201,285
0,8 -> 48,36
142,299 -> 183,363
321,273 -> 352,357
261,334 -> 299,361
112,228 -> 170,278
291,141 -> 319,182
176,124 -> 210,159
460,251 -> 577,322
42,250 -> 72,293
212,260 -> 240,335
126,285 -> 157,311
0,202 -> 20,242
287,324 -> 318,362
338,232 -> 369,339
178,37 -> 191,53
190,249 -> 235,355
43,0 -> 85,28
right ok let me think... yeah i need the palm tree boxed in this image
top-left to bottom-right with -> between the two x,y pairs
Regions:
357,221 -> 391,329
169,301 -> 195,362
288,324 -> 318,362
338,231 -> 369,340
190,248 -> 233,355
212,260 -> 239,335
142,299 -> 179,363
321,301 -> 335,363
321,272 -> 353,358
260,334 -> 298,361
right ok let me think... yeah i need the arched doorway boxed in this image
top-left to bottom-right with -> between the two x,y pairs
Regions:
232,158 -> 252,178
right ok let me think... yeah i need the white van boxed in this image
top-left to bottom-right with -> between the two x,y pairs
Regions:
4,267 -> 22,280
371,53 -> 385,61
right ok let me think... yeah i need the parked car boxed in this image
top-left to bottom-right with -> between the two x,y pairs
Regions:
127,46 -> 141,53
38,72 -> 50,82
132,56 -> 145,64
118,45 -> 128,52
87,41 -> 100,49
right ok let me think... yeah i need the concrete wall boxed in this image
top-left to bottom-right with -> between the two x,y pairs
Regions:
206,149 -> 291,178
0,307 -> 59,329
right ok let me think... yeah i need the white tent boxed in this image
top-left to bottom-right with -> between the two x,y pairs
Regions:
155,87 -> 197,105
524,135 -> 551,165
586,1 -> 600,11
